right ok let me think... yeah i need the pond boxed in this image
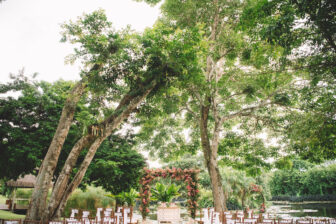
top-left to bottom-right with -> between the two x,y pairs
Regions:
269,202 -> 336,218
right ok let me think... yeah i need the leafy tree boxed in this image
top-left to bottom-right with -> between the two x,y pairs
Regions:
219,132 -> 278,176
84,134 -> 146,195
0,73 -> 146,198
0,73 -> 82,180
269,160 -> 336,197
136,0 -> 295,212
240,0 -> 336,162
26,9 -> 204,221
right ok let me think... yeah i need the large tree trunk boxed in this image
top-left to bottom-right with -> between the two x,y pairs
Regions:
206,153 -> 227,212
44,80 -> 157,221
26,81 -> 86,221
200,104 -> 227,212
43,135 -> 94,221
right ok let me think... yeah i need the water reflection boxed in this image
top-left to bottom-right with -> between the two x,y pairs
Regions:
270,202 -> 336,218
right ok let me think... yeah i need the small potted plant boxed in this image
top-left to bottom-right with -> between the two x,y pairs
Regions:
106,188 -> 139,222
151,182 -> 181,223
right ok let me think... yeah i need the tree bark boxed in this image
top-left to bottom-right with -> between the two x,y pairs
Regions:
43,135 -> 94,221
26,81 -> 86,221
200,103 -> 227,212
45,80 -> 157,221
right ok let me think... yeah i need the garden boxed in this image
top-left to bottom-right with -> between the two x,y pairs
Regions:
0,0 -> 335,223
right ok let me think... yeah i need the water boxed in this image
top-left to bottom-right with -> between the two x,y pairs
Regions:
270,202 -> 336,218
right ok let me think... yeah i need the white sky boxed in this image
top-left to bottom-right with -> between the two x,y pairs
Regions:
0,0 -> 161,84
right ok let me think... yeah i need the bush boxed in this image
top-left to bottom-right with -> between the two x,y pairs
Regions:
198,189 -> 213,208
63,186 -> 115,217
269,163 -> 336,198
226,197 -> 242,210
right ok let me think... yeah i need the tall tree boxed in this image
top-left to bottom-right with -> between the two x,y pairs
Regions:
84,134 -> 146,195
25,9 -> 204,221
0,73 -> 145,201
136,0 -> 295,212
0,74 -> 81,180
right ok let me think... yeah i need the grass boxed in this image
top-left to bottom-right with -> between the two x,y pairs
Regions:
0,194 -> 25,220
0,210 -> 25,220
0,195 -> 7,204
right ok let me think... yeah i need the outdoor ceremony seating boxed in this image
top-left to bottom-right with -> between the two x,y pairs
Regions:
3,208 -> 336,224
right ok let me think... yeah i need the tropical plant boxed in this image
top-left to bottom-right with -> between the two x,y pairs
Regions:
151,182 -> 181,204
106,188 -> 139,207
198,189 -> 213,208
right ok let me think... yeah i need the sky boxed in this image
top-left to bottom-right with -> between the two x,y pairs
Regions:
0,0 -> 161,83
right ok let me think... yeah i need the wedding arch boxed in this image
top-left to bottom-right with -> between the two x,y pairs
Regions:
139,167 -> 200,220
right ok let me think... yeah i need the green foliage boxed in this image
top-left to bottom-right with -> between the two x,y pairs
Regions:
151,182 -> 181,203
135,0 -> 294,172
0,210 -> 25,220
219,132 -> 278,176
241,0 -> 336,162
64,186 -> 114,217
226,197 -> 243,210
106,188 -> 139,207
197,189 -> 213,208
269,163 -> 336,197
83,134 -> 146,195
163,154 -> 204,171
0,73 -> 82,180
283,87 -> 336,162
0,74 -> 146,194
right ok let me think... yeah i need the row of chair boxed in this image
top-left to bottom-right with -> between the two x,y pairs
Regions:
64,207 -> 136,224
196,208 -> 336,224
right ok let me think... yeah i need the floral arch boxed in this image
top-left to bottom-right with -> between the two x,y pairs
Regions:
139,167 -> 200,219
250,184 -> 266,212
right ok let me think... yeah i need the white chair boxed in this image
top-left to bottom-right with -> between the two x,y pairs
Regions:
212,212 -> 220,224
66,209 -> 81,224
103,208 -> 114,224
69,209 -> 79,220
96,208 -> 103,223
225,214 -> 233,219
244,218 -> 258,224
114,212 -> 123,224
81,211 -> 90,224
202,208 -> 211,224
123,208 -> 131,224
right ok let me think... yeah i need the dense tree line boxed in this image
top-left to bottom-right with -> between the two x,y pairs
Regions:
270,161 -> 336,198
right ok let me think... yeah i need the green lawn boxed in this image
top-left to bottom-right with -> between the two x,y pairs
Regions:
0,210 -> 25,220
0,195 -> 7,204
0,195 -> 25,220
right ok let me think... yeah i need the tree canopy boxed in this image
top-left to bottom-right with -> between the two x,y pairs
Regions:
0,73 -> 145,195
240,0 -> 336,162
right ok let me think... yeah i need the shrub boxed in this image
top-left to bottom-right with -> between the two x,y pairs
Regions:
227,197 -> 242,210
198,189 -> 213,208
63,186 -> 115,217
